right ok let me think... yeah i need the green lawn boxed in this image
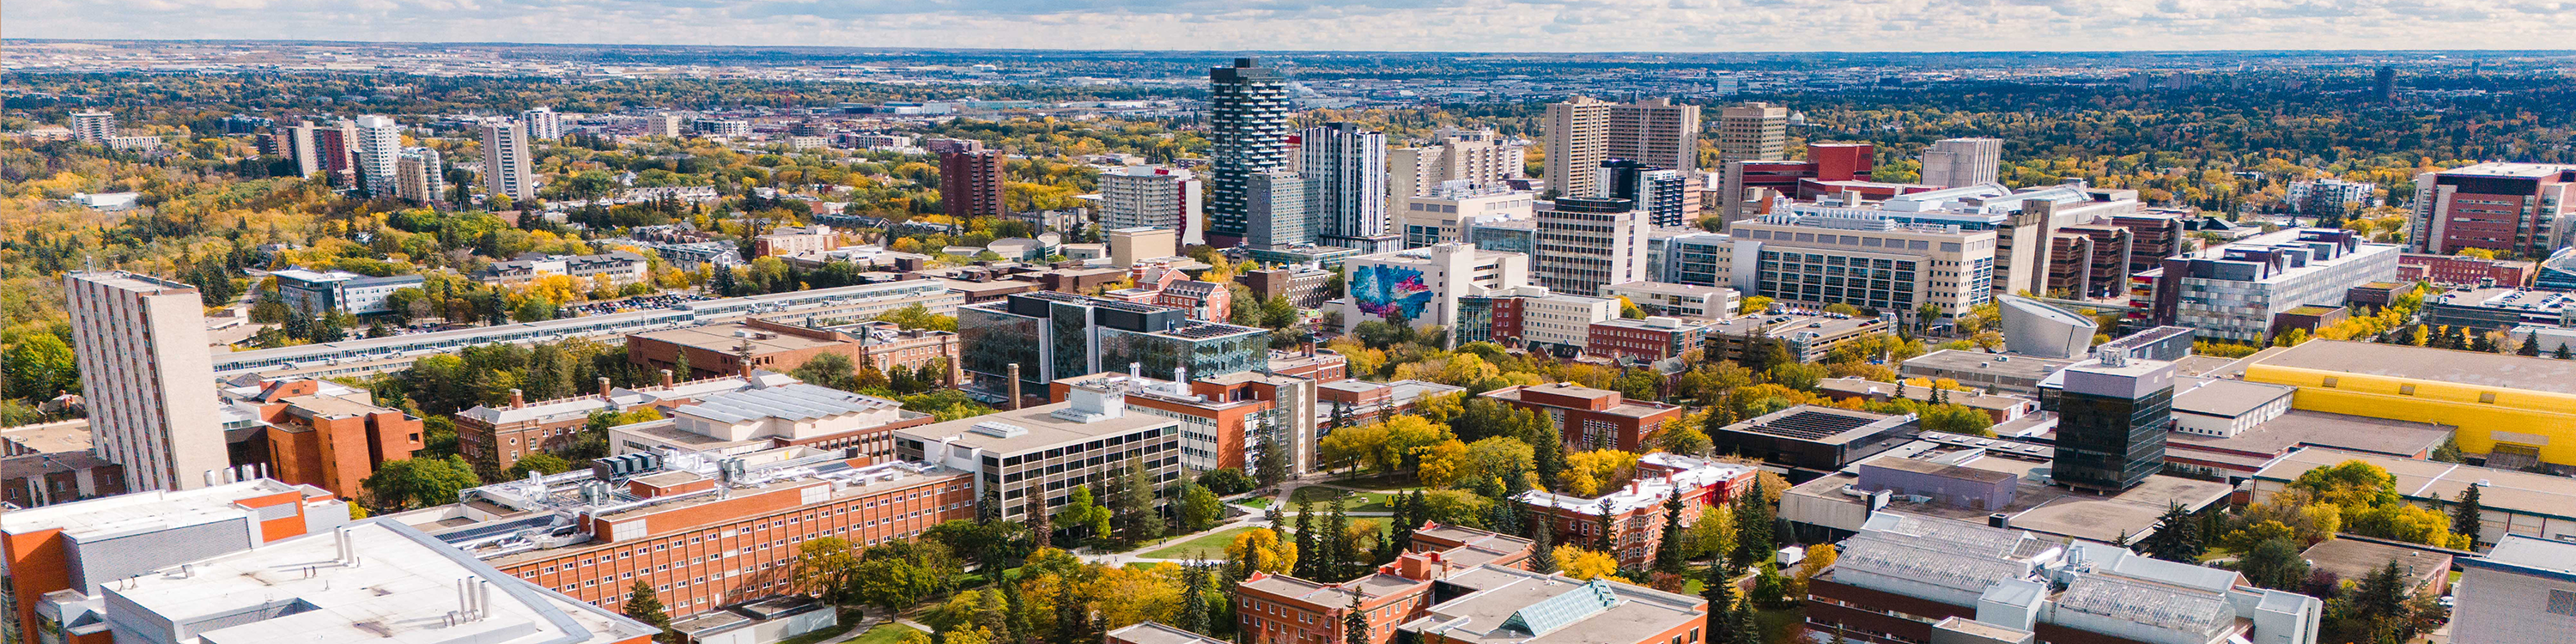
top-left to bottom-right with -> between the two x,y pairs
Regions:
1139,526 -> 1257,560
1236,496 -> 1273,508
1285,487 -> 1413,513
1330,472 -> 1422,490
829,623 -> 921,644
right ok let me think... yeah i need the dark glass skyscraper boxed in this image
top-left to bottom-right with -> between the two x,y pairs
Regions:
1206,58 -> 1291,247
2050,353 -> 2177,493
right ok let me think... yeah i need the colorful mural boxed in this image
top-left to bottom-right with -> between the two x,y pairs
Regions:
1351,264 -> 1434,321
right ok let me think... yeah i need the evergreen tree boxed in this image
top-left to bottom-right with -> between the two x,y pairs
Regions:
1530,515 -> 1558,573
1182,561 -> 1212,635
1325,499 -> 1354,580
2520,334 -> 2543,356
622,580 -> 676,643
1733,481 -> 1774,568
2137,502 -> 2203,562
1532,431 -> 1566,492
1256,416 -> 1290,489
1654,491 -> 1689,575
1702,562 -> 1738,619
1005,581 -> 1035,644
2355,560 -> 2411,619
1293,500 -> 1319,578
1115,456 -> 1164,544
2558,343 -> 2573,360
1594,498 -> 1618,553
1030,499 -> 1052,550
1388,491 -> 1419,553
1343,594 -> 1370,644
2453,485 -> 2484,546
1727,592 -> 1761,644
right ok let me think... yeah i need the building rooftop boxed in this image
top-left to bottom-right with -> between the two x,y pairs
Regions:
630,321 -> 852,354
673,382 -> 907,424
1108,622 -> 1232,644
2254,447 -> 2576,521
2433,162 -> 2576,179
893,398 -> 1182,456
1902,349 -> 2077,382
2472,534 -> 2576,578
2250,339 -> 2576,396
0,478 -> 328,539
1789,434 -> 2233,545
1518,453 -> 1755,517
2165,410 -> 2451,461
1717,405 -> 1910,446
1485,382 -> 1678,419
2167,376 -> 2295,418
1400,566 -> 1706,644
81,519 -> 657,644
2300,538 -> 2455,586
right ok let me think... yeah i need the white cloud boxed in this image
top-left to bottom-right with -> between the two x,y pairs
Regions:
9,0 -> 2576,51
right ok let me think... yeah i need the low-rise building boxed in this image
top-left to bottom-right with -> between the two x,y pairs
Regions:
608,382 -> 933,460
272,268 -> 426,316
1242,266 -> 1336,309
1584,316 -> 1718,364
1483,382 -> 1684,452
1321,380 -> 1467,427
222,377 -> 422,500
0,479 -> 356,641
753,224 -> 842,258
2454,535 -> 2576,643
1516,453 -> 1758,568
1813,377 -> 2037,423
2421,287 -> 2576,331
2398,253 -> 2536,288
895,391 -> 1185,526
2162,410 -> 2451,480
1899,349 -> 2076,395
1394,566 -> 1708,644
2140,228 -> 2400,343
1601,282 -> 1740,319
477,251 -> 653,287
1703,313 -> 1893,364
2299,538 -> 2453,598
1238,525 -> 1544,644
2250,447 -> 2576,551
1050,369 -> 1317,474
2239,340 -> 2576,471
456,372 -> 791,472
1708,405 -> 1916,476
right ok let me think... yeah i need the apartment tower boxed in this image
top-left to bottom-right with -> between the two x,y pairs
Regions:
1716,102 -> 1789,164
69,110 -> 117,143
1301,122 -> 1392,252
1206,58 -> 1293,247
479,118 -> 538,203
351,115 -> 403,197
64,272 -> 229,491
939,149 -> 1011,218
519,106 -> 564,140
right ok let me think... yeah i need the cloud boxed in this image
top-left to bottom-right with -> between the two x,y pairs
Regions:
9,0 -> 2576,52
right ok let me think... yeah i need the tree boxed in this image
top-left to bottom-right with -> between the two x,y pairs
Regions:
1343,594 -> 1370,644
1182,561 -> 1212,635
1324,499 -> 1353,581
1255,416 -> 1290,489
1653,492 -> 1689,575
1702,561 -> 1738,617
1727,591 -> 1760,644
1227,527 -> 1298,580
1795,544 -> 1838,590
2,334 -> 78,402
852,540 -> 965,613
507,452 -> 574,477
2452,484 -> 2484,547
1732,480 -> 1775,568
1058,485 -> 1113,545
1115,457 -> 1165,544
623,580 -> 677,643
1198,468 -> 1258,495
1292,500 -> 1320,578
2239,538 -> 2311,591
1179,483 -> 1224,532
1416,439 -> 1470,488
1529,513 -> 1558,573
361,455 -> 483,511
1555,546 -> 1621,581
793,537 -> 865,607
2137,503 -> 2203,563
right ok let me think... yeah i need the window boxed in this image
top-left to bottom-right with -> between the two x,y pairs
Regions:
2399,384 -> 2416,395
2551,589 -> 2576,617
2481,392 -> 2498,404
2321,377 -> 2339,388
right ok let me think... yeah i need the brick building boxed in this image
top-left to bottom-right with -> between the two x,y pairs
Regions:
1516,453 -> 1757,568
1583,316 -> 1717,364
940,149 -> 1010,218
1481,383 -> 1683,452
1394,567 -> 1709,644
2397,252 -> 2537,288
1267,349 -> 1348,383
1237,524 -> 1535,644
1242,266 -> 1337,309
629,319 -> 872,380
455,371 -> 792,472
0,479 -> 355,641
224,377 -> 422,499
420,447 -> 974,619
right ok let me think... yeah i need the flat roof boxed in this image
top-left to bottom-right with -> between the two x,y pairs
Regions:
0,479 -> 321,538
2254,447 -> 2576,521
2167,410 -> 2451,459
1401,566 -> 1705,644
2299,538 -> 2453,585
1791,440 -> 2233,544
633,322 -> 850,353
2477,535 -> 2576,577
2251,340 -> 2576,396
1902,349 -> 2076,381
1719,405 -> 1907,445
2436,162 -> 2576,179
2169,377 -> 2295,418
1109,622 -> 1231,644
893,401 -> 1182,456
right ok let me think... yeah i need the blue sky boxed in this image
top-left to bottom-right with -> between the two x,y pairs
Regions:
10,0 -> 2574,52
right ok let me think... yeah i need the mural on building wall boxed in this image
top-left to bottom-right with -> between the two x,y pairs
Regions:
1351,264 -> 1433,321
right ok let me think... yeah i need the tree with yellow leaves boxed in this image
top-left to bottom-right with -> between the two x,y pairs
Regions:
1557,450 -> 1640,496
1227,527 -> 1297,580
1553,546 -> 1624,582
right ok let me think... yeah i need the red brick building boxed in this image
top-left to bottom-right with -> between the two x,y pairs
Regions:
455,372 -> 785,472
233,378 -> 422,500
629,318 -> 957,384
939,149 -> 1010,218
1237,525 -> 1534,644
1517,453 -> 1757,568
1050,370 -> 1315,472
1583,317 -> 1716,363
1482,383 -> 1683,452
2397,252 -> 2537,288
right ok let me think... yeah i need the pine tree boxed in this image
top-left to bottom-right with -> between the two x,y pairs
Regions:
1594,498 -> 1618,553
2558,343 -> 2574,360
1004,582 -> 1035,644
622,580 -> 676,643
1530,515 -> 1558,573
1702,561 -> 1738,617
1388,491 -> 1419,554
1733,481 -> 1774,568
2454,485 -> 2485,546
1654,491 -> 1688,575
1293,500 -> 1319,578
1182,561 -> 1212,635
1532,430 -> 1565,491
2520,334 -> 2543,356
1256,416 -> 1290,489
1116,456 -> 1164,544
1326,499 -> 1354,580
1030,499 -> 1052,550
1727,592 -> 1761,644
1342,594 -> 1370,644
2138,502 -> 2203,562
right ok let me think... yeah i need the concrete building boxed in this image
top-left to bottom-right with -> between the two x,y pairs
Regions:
606,382 -> 933,460
456,372 -> 789,472
1715,143 -> 1878,224
1806,513 -> 2321,644
1240,526 -> 1548,644
1388,127 -> 1524,201
1782,432 -> 2234,547
1242,265 -> 1336,309
1244,170 -> 1314,250
2286,178 -> 2376,216
0,478 -> 356,642
2142,228 -> 2401,343
1996,295 -> 2096,360
1462,288 -> 1619,355
1302,122 -> 1394,252
1533,197 -> 1650,297
1516,453 -> 1756,568
69,110 -> 116,143
1483,382 -> 1683,452
1709,405 -> 1916,475
1207,58 -> 1294,247
692,118 -> 751,137
395,146 -> 446,204
1899,350 -> 2076,396
1100,166 -> 1206,245
2541,246 -> 2576,290
1543,97 -> 1613,198
1545,97 -> 1699,199
1394,567 -> 1707,644
1814,378 -> 2037,423
2408,162 -> 2576,257
352,114 -> 403,197
1050,368 -> 1315,473
957,291 -> 1267,404
2239,340 -> 2576,472
1703,313 -> 1893,364
1917,137 -> 2002,189
1601,282 -> 1738,319
272,267 -> 425,316
1395,187 -> 1534,248
751,224 -> 841,258
2421,287 -> 2575,331
1341,243 -> 1533,335
939,149 -> 1009,219
1730,207 -> 1997,317
520,106 -> 565,140
1715,102 -> 1789,166
1596,160 -> 1689,228
64,272 -> 228,493
2454,535 -> 2576,643
896,392 -> 1183,525
480,118 -> 538,203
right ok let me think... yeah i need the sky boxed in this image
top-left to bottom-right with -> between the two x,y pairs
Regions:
10,0 -> 2576,52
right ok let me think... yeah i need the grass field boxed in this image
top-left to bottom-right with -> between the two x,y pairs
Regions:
791,622 -> 918,644
1139,526 -> 1256,559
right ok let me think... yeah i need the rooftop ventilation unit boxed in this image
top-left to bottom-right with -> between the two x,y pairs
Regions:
971,422 -> 1029,439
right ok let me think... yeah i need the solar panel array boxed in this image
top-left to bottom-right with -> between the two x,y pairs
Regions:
1746,410 -> 1877,440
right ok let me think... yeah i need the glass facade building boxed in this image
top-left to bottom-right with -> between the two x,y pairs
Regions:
959,292 -> 1267,399
2050,357 -> 2177,493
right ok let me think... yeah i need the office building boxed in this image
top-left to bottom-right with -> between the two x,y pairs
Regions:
692,118 -> 751,137
426,446 -> 971,620
1806,513 -> 2321,644
2286,178 -> 2376,216
2050,351 -> 2176,494
939,149 -> 1010,218
1301,122 -> 1394,252
1704,313 -> 1893,364
1388,127 -> 1524,200
957,291 -> 1267,404
1730,208 -> 1996,317
2409,162 -> 2576,257
605,382 -> 934,462
520,106 -> 564,140
1716,102 -> 1788,165
896,392 -> 1182,524
272,267 -> 425,316
219,377 -> 422,499
1342,242 -> 1533,334
1242,266 -> 1337,309
1545,97 -> 1699,199
1510,289 -> 1621,354
1707,405 -> 1915,474
1917,137 -> 2002,188
1597,160 -> 1688,227
1482,382 -> 1683,452
2455,535 -> 2576,643
1207,58 -> 1294,247
395,146 -> 445,204
351,115 -> 404,197
1715,142 -> 1879,223
1099,166 -> 1206,244
1898,349 -> 2077,396
64,272 -> 228,493
1519,453 -> 1756,568
1601,281 -> 1738,319
2397,253 -> 2535,287
626,318 -> 957,383
1318,379 -> 1464,426
1395,187 -> 1534,248
2541,246 -> 2576,290
2055,222 -> 2135,298
2142,228 -> 2400,342
1050,368 -> 1316,473
2421,287 -> 2575,331
2109,212 -> 2190,273
1533,197 -> 1650,297
455,372 -> 785,471
1584,316 -> 1719,363
650,112 -> 687,137
480,118 -> 538,203
69,110 -> 116,143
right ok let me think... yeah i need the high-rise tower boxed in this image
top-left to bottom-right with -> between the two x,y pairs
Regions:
1300,122 -> 1390,252
1716,102 -> 1789,165
1917,137 -> 2002,188
479,118 -> 537,204
1206,58 -> 1292,247
352,115 -> 404,197
64,272 -> 228,491
939,149 -> 1010,218
2051,349 -> 2176,494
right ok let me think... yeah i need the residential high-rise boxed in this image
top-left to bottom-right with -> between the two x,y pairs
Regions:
2375,65 -> 2397,102
310,119 -> 359,187
1206,58 -> 1293,247
649,112 -> 686,137
1299,122 -> 1392,252
1097,166 -> 1204,244
519,106 -> 563,140
1716,102 -> 1789,165
2407,162 -> 2576,257
1543,97 -> 1612,198
2286,177 -> 2377,216
2050,350 -> 2177,494
1916,137 -> 2002,188
1534,197 -> 1650,297
1605,98 -> 1701,173
275,119 -> 323,179
1243,170 -> 1312,250
69,110 -> 116,143
939,149 -> 1009,218
1596,160 -> 1687,227
351,115 -> 403,197
479,118 -> 537,204
64,272 -> 229,492
394,146 -> 445,204
1388,127 -> 1524,200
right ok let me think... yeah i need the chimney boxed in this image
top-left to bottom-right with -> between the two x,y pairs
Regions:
660,368 -> 676,388
598,377 -> 612,398
1007,363 -> 1023,410
508,388 -> 524,409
